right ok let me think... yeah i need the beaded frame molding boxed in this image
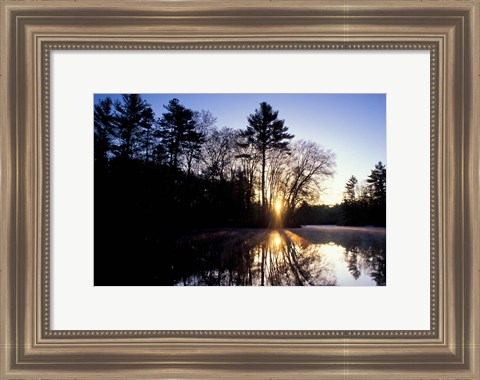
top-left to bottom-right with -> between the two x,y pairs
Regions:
41,41 -> 439,339
1,1 -> 479,379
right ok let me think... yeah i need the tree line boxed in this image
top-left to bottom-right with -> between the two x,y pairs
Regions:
341,161 -> 386,226
293,162 -> 386,227
94,94 -> 337,228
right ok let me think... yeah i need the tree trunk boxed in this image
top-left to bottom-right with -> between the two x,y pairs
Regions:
186,151 -> 193,177
261,244 -> 265,286
261,148 -> 266,219
145,128 -> 150,163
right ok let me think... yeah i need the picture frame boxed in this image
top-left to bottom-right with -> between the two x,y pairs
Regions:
0,0 -> 478,378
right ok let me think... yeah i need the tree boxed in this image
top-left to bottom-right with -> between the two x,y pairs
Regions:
201,127 -> 236,181
341,162 -> 386,227
158,98 -> 202,171
182,110 -> 215,176
234,135 -> 260,216
343,175 -> 358,203
112,94 -> 155,160
341,175 -> 359,225
265,148 -> 289,213
282,141 -> 335,218
94,97 -> 115,163
240,102 -> 294,215
366,161 -> 386,203
366,161 -> 386,226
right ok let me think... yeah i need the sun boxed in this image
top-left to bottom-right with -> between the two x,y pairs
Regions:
274,199 -> 282,214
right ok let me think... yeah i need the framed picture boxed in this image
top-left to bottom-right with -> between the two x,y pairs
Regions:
1,1 -> 478,379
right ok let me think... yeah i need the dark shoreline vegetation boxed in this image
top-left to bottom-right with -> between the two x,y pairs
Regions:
94,94 -> 386,285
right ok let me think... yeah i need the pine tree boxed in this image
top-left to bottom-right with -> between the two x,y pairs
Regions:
344,175 -> 358,203
94,97 -> 115,163
112,94 -> 155,160
366,161 -> 387,226
366,161 -> 386,203
239,102 -> 294,214
158,98 -> 203,171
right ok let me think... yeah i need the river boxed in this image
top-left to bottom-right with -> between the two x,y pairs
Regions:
157,225 -> 386,286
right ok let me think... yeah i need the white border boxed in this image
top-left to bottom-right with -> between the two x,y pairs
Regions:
51,51 -> 430,330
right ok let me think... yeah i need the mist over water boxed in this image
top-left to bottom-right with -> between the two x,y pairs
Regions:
166,226 -> 385,286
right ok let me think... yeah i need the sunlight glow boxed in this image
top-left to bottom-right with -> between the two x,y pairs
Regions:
269,231 -> 283,249
273,235 -> 282,247
274,199 -> 282,214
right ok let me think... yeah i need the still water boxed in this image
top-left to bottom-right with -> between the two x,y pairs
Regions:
165,226 -> 386,286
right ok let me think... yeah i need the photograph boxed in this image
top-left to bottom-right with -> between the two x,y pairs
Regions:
94,94 -> 386,286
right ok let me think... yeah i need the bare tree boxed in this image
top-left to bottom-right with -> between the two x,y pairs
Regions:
201,127 -> 236,181
282,141 -> 336,216
265,148 -> 290,212
182,110 -> 216,176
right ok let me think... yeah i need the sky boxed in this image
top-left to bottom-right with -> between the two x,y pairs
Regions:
94,93 -> 386,205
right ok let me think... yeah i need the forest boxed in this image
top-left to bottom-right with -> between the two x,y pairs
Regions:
94,94 -> 386,229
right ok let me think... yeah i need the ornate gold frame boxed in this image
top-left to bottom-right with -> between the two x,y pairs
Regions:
1,1 -> 478,379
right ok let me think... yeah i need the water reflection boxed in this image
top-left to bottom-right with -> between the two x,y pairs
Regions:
167,226 -> 385,286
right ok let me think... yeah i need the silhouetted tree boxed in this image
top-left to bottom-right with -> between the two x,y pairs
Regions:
235,137 -> 259,217
367,161 -> 386,202
341,175 -> 358,225
158,98 -> 202,171
201,127 -> 236,181
366,161 -> 386,226
182,110 -> 215,176
111,94 -> 155,160
151,140 -> 168,165
239,102 -> 294,216
94,97 -> 115,164
341,162 -> 386,226
283,141 -> 335,218
344,175 -> 358,203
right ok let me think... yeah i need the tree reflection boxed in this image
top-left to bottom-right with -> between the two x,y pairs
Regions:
169,227 -> 385,286
343,246 -> 386,286
246,231 -> 336,286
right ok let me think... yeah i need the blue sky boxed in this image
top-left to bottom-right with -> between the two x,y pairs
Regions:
94,93 -> 386,205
